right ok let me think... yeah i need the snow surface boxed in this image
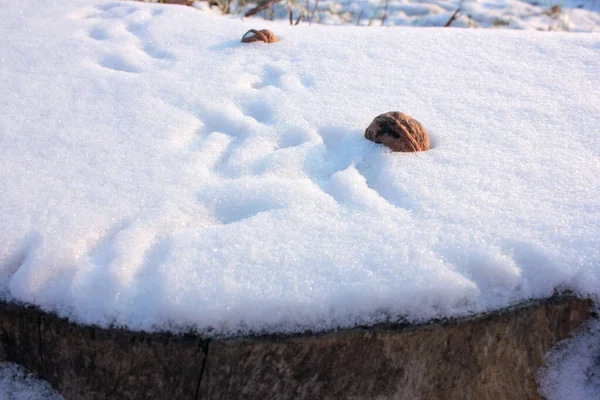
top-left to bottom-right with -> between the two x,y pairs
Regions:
538,305 -> 600,400
0,363 -> 63,400
192,0 -> 600,32
1,0 -> 599,338
1,1 -> 599,398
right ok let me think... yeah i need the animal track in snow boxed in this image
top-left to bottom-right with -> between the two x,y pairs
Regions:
277,127 -> 313,150
70,3 -> 136,21
79,3 -> 174,72
302,125 -> 413,211
0,234 -> 40,294
212,195 -> 284,225
197,181 -> 288,225
251,63 -> 314,92
133,235 -> 172,282
199,109 -> 253,138
142,42 -> 174,60
354,160 -> 414,211
98,3 -> 128,12
88,26 -> 111,40
252,65 -> 285,89
89,221 -> 128,261
151,8 -> 165,17
241,99 -> 275,125
300,74 -> 315,89
125,20 -> 150,34
187,108 -> 253,179
212,136 -> 246,177
87,3 -> 138,19
99,54 -> 142,73
126,21 -> 175,61
321,165 -> 391,209
183,96 -> 283,180
188,131 -> 235,171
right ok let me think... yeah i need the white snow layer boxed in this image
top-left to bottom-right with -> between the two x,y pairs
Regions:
0,0 -> 599,337
211,0 -> 600,32
539,308 -> 600,400
0,363 -> 63,400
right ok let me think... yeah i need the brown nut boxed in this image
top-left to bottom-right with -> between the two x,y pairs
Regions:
241,29 -> 278,44
364,112 -> 430,152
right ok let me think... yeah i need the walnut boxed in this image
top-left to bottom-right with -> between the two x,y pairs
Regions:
364,112 -> 430,152
241,29 -> 278,44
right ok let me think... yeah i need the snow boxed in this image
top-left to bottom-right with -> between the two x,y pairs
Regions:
0,0 -> 599,337
1,0 -> 599,335
0,363 -> 63,400
195,0 -> 600,32
538,306 -> 600,400
0,0 -> 599,398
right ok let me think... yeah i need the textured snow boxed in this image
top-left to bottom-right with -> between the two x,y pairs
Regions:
194,0 -> 600,32
0,0 -> 599,339
0,363 -> 63,400
539,307 -> 600,400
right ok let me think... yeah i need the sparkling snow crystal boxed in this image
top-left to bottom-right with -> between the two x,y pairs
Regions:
1,0 -> 599,338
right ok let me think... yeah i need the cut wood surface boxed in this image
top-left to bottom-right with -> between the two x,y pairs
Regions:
0,295 -> 591,399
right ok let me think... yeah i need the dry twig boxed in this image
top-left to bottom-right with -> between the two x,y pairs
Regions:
308,0 -> 319,25
245,0 -> 283,17
444,8 -> 460,27
381,0 -> 390,26
444,0 -> 464,27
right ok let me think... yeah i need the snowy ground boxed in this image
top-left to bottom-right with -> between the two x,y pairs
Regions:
539,313 -> 600,400
0,0 -> 599,396
190,0 -> 600,32
2,0 -> 599,336
0,363 -> 63,400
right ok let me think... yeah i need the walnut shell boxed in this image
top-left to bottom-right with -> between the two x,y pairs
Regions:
241,29 -> 278,44
364,112 -> 430,152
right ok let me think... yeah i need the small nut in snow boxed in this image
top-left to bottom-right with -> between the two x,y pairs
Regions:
241,29 -> 278,44
364,112 -> 430,152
